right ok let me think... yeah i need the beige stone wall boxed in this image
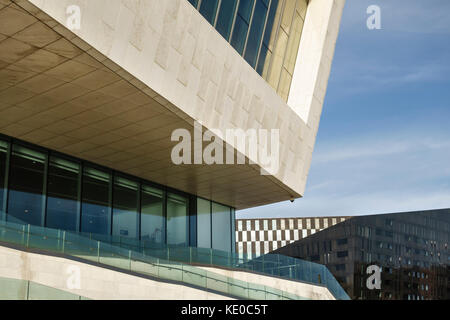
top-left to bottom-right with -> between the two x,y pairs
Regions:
24,0 -> 345,201
0,245 -> 233,300
0,245 -> 335,300
199,266 -> 336,300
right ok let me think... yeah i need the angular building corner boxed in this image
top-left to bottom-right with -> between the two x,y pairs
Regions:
1,0 -> 345,209
0,0 -> 347,300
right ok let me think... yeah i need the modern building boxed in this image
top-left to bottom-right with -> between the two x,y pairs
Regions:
273,209 -> 450,300
236,216 -> 350,258
0,0 -> 346,299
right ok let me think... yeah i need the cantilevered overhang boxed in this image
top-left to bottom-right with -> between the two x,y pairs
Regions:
0,0 -> 344,209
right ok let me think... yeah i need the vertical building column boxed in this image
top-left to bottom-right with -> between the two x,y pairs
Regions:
189,195 -> 198,247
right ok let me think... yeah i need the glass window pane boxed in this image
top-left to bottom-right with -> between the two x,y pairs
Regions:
199,0 -> 219,25
277,67 -> 292,101
296,0 -> 307,19
244,0 -> 269,67
230,0 -> 255,54
215,0 -> 238,40
113,176 -> 139,239
81,167 -> 111,235
0,140 -> 7,217
280,0 -> 295,33
167,193 -> 188,247
197,198 -> 211,249
283,10 -> 304,75
7,145 -> 46,226
257,45 -> 271,77
212,202 -> 231,252
267,28 -> 288,90
231,208 -> 236,253
265,0 -> 295,91
188,0 -> 199,9
141,185 -> 165,246
46,157 -> 80,231
256,0 -> 280,75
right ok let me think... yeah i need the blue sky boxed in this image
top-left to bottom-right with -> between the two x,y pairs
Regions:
238,0 -> 450,219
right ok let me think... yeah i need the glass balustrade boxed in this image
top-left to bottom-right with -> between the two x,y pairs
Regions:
0,220 -> 349,300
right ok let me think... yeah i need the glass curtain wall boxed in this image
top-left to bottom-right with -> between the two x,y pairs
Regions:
46,157 -> 80,231
216,0 -> 238,40
7,145 -> 46,226
113,176 -> 139,238
199,0 -> 220,24
81,167 -> 111,235
141,185 -> 165,246
0,136 -> 235,250
196,197 -> 234,253
212,202 -> 232,252
167,193 -> 189,246
230,0 -> 255,55
0,140 -> 7,220
188,0 -> 308,103
197,198 -> 211,248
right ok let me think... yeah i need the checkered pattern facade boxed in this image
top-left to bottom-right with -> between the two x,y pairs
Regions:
236,217 -> 350,258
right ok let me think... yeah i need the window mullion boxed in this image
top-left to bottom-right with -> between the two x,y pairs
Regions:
213,0 -> 222,28
228,0 -> 240,43
255,0 -> 272,70
243,0 -> 258,57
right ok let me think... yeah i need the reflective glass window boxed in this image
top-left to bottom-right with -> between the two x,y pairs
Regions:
167,193 -> 189,246
188,0 -> 199,8
231,208 -> 236,253
230,0 -> 255,54
267,24 -> 288,90
113,176 -> 139,239
197,198 -> 211,248
244,0 -> 269,67
46,157 -> 80,231
199,0 -> 219,25
190,0 -> 307,103
212,202 -> 231,252
7,145 -> 46,226
141,185 -> 165,245
216,0 -> 238,40
277,1 -> 305,100
0,140 -> 7,217
81,167 -> 111,235
257,0 -> 281,76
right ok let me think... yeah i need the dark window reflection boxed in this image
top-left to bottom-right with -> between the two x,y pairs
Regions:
1,136 -> 235,250
0,140 -> 7,215
212,202 -> 231,252
216,0 -> 238,40
81,167 -> 111,235
113,176 -> 139,239
7,145 -> 46,226
230,0 -> 255,54
141,185 -> 165,246
244,0 -> 269,67
187,0 -> 199,8
197,198 -> 211,249
167,193 -> 188,247
256,0 -> 279,75
46,157 -> 80,231
199,0 -> 219,24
